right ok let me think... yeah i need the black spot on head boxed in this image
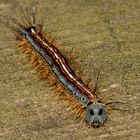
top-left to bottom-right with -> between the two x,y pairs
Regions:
98,108 -> 103,116
82,97 -> 85,101
90,109 -> 94,115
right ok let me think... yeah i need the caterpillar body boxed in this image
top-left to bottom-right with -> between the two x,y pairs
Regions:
3,8 -> 112,127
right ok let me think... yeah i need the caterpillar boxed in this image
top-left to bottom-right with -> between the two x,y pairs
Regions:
2,7 -> 113,127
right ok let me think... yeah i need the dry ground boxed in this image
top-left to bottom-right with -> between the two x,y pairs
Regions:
0,0 -> 140,140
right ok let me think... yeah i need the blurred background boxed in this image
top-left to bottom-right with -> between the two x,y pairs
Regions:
0,0 -> 140,139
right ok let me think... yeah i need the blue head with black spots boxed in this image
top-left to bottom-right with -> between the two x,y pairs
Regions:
86,102 -> 108,127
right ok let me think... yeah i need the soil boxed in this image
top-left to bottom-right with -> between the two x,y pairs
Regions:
0,0 -> 140,139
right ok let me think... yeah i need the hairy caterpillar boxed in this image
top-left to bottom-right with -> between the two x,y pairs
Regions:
2,7 -> 113,127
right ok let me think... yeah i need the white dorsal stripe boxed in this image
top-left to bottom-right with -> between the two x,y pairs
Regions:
31,28 -> 94,98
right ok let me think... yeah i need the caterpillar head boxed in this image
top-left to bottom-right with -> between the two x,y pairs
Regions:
86,102 -> 108,127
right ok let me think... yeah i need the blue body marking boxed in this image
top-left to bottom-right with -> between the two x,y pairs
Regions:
22,30 -> 90,105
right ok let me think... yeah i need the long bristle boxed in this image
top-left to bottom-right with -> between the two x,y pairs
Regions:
18,37 -> 86,119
